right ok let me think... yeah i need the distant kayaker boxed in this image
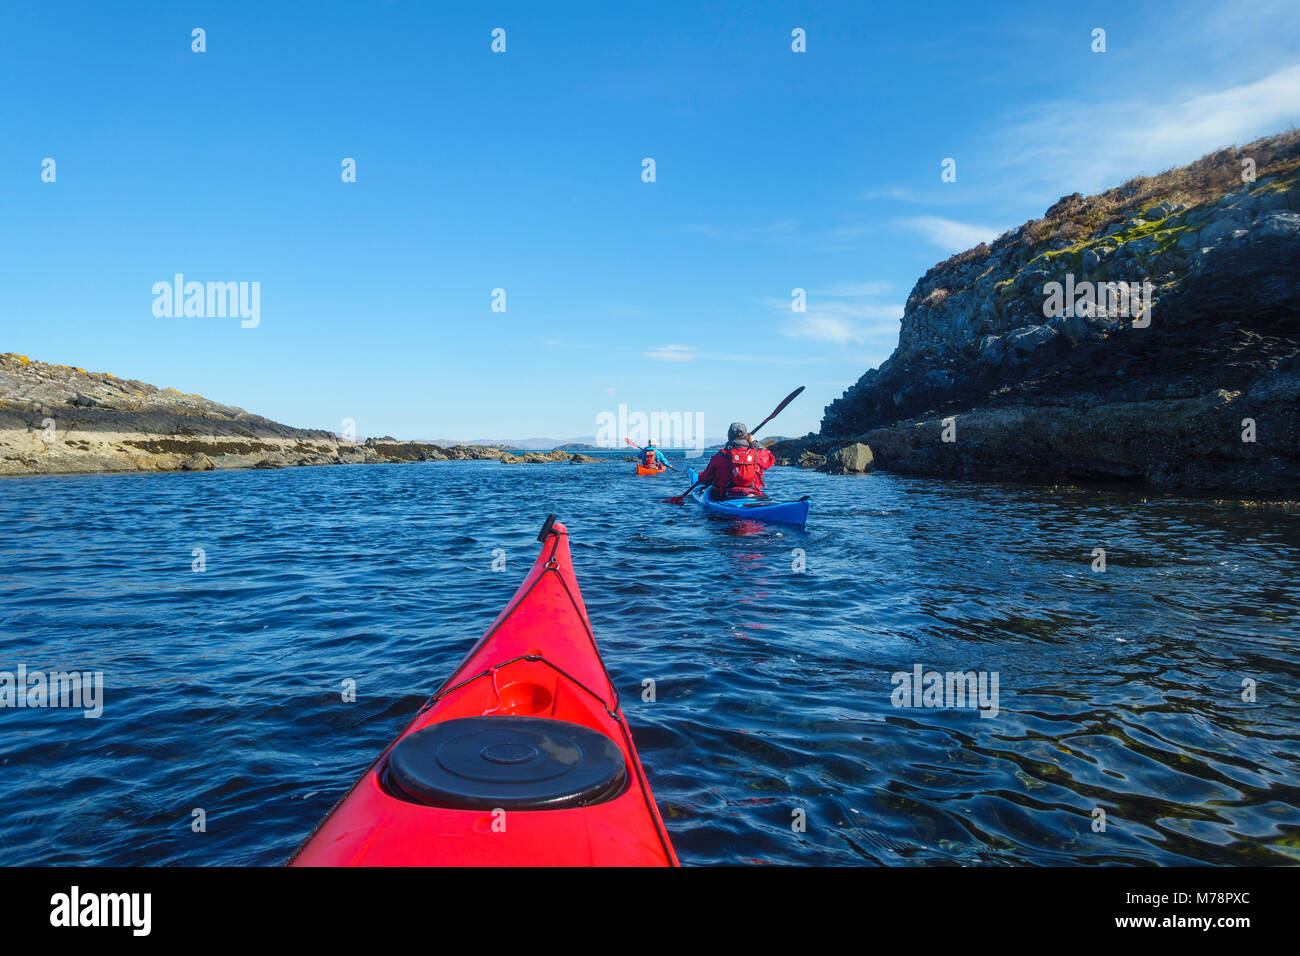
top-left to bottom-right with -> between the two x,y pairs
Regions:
641,442 -> 665,471
693,422 -> 775,499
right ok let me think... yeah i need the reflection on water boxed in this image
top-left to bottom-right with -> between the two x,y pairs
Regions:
0,461 -> 1296,865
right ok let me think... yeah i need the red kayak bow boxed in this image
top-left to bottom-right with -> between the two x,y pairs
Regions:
290,516 -> 678,866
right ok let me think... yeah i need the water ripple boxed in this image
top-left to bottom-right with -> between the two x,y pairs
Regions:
0,461 -> 1297,865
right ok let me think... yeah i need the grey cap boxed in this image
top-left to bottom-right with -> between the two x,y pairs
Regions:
727,421 -> 748,440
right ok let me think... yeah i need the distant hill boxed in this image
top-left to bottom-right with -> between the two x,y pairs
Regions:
424,437 -> 591,450
427,436 -> 731,451
0,354 -> 592,475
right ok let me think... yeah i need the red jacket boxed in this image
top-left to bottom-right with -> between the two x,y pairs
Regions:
697,444 -> 776,497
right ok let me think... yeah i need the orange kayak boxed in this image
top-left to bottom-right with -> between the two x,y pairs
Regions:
636,464 -> 667,476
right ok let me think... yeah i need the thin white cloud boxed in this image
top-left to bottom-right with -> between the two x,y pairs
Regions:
643,344 -> 698,362
681,219 -> 799,242
854,186 -> 984,209
642,343 -> 830,365
790,314 -> 858,345
767,289 -> 905,349
824,222 -> 878,241
1149,64 -> 1300,150
815,280 -> 893,298
900,216 -> 1000,252
858,185 -> 918,202
712,353 -> 832,365
996,61 -> 1300,199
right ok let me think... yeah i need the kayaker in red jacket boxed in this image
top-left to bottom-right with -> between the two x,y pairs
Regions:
695,422 -> 776,499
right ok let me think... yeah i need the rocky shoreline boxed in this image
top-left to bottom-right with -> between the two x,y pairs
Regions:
0,354 -> 597,476
811,130 -> 1300,496
10,135 -> 1296,492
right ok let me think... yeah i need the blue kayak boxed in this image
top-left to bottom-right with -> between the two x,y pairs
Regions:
687,468 -> 810,527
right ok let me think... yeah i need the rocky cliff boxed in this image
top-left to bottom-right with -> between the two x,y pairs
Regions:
0,354 -> 584,475
819,131 -> 1300,495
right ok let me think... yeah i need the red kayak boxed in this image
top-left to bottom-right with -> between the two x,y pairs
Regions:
290,516 -> 678,866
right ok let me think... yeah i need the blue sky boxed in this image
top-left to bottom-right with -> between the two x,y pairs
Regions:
3,0 -> 1298,440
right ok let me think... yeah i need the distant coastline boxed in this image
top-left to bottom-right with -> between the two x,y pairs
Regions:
0,353 -> 603,476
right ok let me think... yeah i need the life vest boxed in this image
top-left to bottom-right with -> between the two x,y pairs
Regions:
727,446 -> 758,493
644,448 -> 657,468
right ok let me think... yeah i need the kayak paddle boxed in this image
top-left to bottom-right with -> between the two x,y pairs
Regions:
749,385 -> 805,440
624,437 -> 677,472
665,385 -> 805,504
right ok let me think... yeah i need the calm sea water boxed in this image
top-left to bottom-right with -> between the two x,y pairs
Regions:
1,459 -> 1297,866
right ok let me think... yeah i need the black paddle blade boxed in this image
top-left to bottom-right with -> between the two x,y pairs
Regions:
751,385 -> 805,437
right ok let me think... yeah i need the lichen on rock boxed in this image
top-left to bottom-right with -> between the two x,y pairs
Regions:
819,130 -> 1300,495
